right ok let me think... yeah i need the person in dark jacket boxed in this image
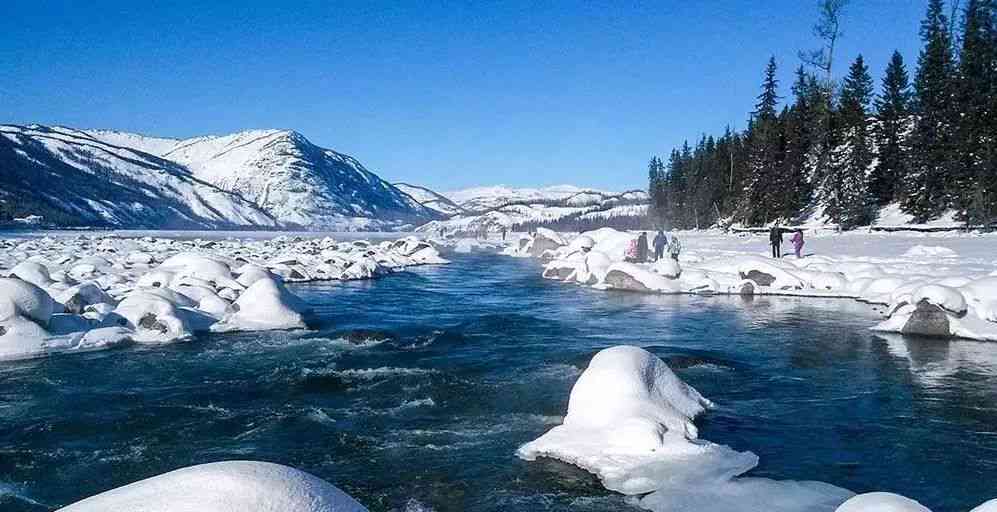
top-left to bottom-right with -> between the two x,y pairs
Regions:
769,225 -> 783,258
652,230 -> 667,261
637,232 -> 650,262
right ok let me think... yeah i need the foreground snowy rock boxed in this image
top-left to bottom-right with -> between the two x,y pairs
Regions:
56,461 -> 367,512
519,227 -> 997,342
834,493 -> 931,512
0,233 -> 448,361
518,346 -> 853,511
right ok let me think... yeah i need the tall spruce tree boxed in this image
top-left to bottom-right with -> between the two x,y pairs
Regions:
826,55 -> 875,228
781,66 -> 821,219
955,0 -> 997,224
743,57 -> 783,225
904,0 -> 957,221
870,51 -> 913,205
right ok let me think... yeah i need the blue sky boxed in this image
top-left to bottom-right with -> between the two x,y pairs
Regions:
2,1 -> 926,192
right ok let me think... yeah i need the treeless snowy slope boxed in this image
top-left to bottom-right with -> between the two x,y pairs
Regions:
0,125 -> 276,229
154,130 -> 437,229
394,183 -> 464,216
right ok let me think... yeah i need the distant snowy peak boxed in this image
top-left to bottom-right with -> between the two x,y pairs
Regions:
445,184 -> 646,213
394,183 -> 465,216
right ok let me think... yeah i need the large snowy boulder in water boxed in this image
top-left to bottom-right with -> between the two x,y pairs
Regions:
55,461 -> 367,512
212,277 -> 308,332
834,492 -> 931,512
518,345 -> 757,495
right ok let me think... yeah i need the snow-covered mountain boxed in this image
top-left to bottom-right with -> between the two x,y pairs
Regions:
0,124 -> 437,230
0,125 -> 277,229
394,183 -> 464,216
413,185 -> 650,235
444,185 -> 613,212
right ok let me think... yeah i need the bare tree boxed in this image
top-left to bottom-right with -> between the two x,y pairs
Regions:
798,0 -> 849,84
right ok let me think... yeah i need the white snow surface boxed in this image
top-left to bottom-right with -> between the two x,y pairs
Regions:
0,233 -> 448,360
514,228 -> 997,342
56,461 -> 367,512
517,346 -> 854,511
834,493 -> 932,512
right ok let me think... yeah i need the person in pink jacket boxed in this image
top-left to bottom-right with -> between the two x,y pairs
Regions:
791,229 -> 805,258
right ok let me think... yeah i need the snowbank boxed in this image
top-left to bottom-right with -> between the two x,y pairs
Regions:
0,233 -> 449,361
525,227 -> 997,342
56,461 -> 367,512
518,346 -> 853,511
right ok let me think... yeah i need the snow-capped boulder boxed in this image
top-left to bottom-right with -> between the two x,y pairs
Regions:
542,260 -> 579,281
160,253 -> 233,282
528,228 -> 567,257
56,283 -> 115,315
55,461 -> 368,512
911,284 -> 967,316
0,278 -> 58,326
8,261 -> 54,288
212,277 -> 308,332
972,499 -> 997,512
602,262 -> 682,293
102,293 -> 194,343
735,258 -> 804,290
834,492 -> 931,512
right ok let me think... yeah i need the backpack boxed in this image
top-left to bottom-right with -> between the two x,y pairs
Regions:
668,237 -> 682,255
626,238 -> 639,260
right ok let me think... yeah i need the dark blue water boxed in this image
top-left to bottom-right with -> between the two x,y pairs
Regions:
2,253 -> 996,512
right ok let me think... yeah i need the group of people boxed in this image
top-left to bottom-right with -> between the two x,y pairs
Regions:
769,225 -> 805,259
627,230 -> 681,263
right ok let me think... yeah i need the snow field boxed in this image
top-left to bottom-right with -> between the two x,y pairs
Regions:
520,228 -> 997,342
0,234 -> 448,360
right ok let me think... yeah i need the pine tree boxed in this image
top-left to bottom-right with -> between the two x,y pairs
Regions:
904,0 -> 957,221
870,51 -> 913,205
781,66 -> 821,219
954,0 -> 996,224
825,55 -> 875,228
743,57 -> 783,225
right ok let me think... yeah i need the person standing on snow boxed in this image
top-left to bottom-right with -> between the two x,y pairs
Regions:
769,225 -> 783,258
636,232 -> 649,263
667,234 -> 682,261
652,230 -> 667,261
791,229 -> 805,259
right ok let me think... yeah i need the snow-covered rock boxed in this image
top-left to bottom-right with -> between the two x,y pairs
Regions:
518,346 -> 853,511
212,278 -> 308,332
55,461 -> 367,512
834,492 -> 931,512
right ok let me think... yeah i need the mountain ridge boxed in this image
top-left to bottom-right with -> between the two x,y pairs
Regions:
1,124 -> 437,230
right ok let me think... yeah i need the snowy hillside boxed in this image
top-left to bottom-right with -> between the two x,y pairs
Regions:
394,183 -> 464,216
445,185 -> 612,212
0,125 -> 276,229
416,186 -> 650,235
0,124 -> 436,230
86,128 -> 437,229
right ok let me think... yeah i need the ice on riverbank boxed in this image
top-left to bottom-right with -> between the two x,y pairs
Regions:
518,227 -> 997,342
55,461 -> 368,512
0,234 -> 448,361
517,346 -> 854,511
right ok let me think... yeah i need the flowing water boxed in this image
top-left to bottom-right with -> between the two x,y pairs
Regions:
2,253 -> 997,511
